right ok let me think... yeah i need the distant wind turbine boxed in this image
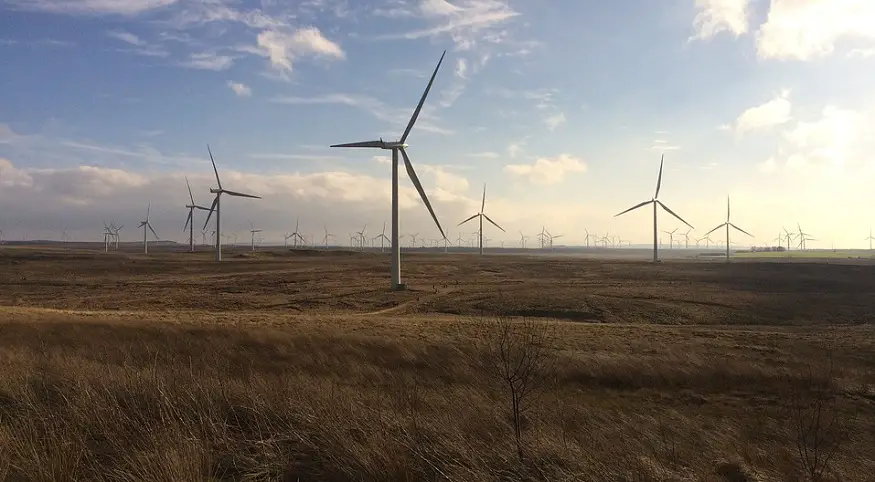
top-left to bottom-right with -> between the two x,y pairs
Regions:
138,202 -> 159,254
866,229 -> 875,250
183,176 -> 210,252
458,183 -> 505,255
202,146 -> 261,261
614,155 -> 693,262
374,222 -> 390,253
703,196 -> 752,262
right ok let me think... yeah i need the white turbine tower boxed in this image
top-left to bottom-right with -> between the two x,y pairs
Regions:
866,229 -> 875,250
703,196 -> 752,262
329,50 -> 447,291
138,202 -> 159,254
249,222 -> 262,252
458,183 -> 505,255
202,146 -> 261,261
614,155 -> 693,262
183,176 -> 210,252
374,222 -> 390,253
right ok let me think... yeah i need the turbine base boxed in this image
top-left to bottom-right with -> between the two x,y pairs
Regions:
392,283 -> 408,292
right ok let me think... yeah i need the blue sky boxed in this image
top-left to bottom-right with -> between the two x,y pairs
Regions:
1,0 -> 874,248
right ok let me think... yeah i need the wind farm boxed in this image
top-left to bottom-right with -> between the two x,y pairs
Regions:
2,22 -> 875,482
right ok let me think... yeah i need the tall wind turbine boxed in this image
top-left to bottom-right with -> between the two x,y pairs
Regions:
329,50 -> 447,290
202,146 -> 261,261
866,229 -> 875,250
662,228 -> 678,249
458,183 -> 505,255
374,222 -> 390,253
703,196 -> 752,262
183,176 -> 210,252
519,231 -> 529,249
249,222 -> 262,252
138,202 -> 159,254
357,225 -> 367,252
614,155 -> 693,262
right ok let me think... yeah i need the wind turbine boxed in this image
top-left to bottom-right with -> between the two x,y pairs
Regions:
249,222 -> 262,252
796,223 -> 815,251
409,233 -> 419,249
357,225 -> 367,252
374,222 -> 390,253
519,231 -> 529,248
783,227 -> 796,251
329,50 -> 447,290
458,183 -> 505,255
682,228 -> 692,249
322,226 -> 334,248
614,155 -> 693,262
138,202 -> 159,254
662,228 -> 678,249
202,146 -> 261,261
703,196 -> 752,262
866,229 -> 875,250
183,176 -> 210,252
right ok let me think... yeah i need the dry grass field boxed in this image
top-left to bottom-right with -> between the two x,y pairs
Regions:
0,245 -> 873,481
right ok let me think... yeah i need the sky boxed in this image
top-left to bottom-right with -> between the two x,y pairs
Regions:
1,0 -> 875,248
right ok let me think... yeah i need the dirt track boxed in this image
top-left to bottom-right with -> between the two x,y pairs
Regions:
1,245 -> 873,326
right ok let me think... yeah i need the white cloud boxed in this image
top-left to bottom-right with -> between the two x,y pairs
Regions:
691,0 -> 751,40
544,112 -> 566,131
6,0 -> 178,15
106,30 -> 144,46
418,164 -> 469,193
106,30 -> 168,57
734,90 -> 792,135
0,158 -> 33,188
758,157 -> 777,173
469,151 -> 498,158
455,58 -> 467,79
255,27 -> 344,74
227,81 -> 252,97
181,52 -> 234,70
507,142 -> 523,158
756,0 -> 875,60
849,47 -> 875,58
420,0 -> 462,16
504,154 -> 587,185
373,0 -> 521,53
272,93 -> 453,135
781,106 -> 865,169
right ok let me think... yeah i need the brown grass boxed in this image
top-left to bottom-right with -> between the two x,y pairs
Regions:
0,247 -> 874,481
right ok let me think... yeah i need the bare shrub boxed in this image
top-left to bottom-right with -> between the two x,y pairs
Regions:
478,316 -> 556,458
790,355 -> 849,481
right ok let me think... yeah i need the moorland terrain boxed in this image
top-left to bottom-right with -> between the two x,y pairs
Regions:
0,245 -> 873,481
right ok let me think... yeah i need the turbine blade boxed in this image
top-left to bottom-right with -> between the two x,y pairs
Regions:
400,50 -> 446,144
185,175 -> 195,205
148,223 -> 158,240
704,223 -> 726,236
458,214 -> 478,226
401,148 -> 445,239
726,195 -> 730,222
208,145 -> 222,190
184,211 -> 192,231
614,200 -> 652,217
482,213 -> 505,232
146,201 -> 151,221
223,189 -> 261,199
481,183 -> 486,213
729,223 -> 753,237
654,154 -> 664,199
330,140 -> 384,148
657,201 -> 693,229
202,195 -> 219,230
